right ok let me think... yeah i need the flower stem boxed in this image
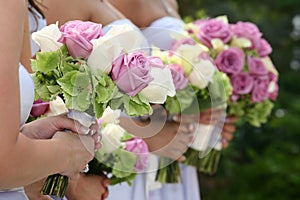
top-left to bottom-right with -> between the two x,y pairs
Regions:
155,157 -> 181,183
41,174 -> 68,198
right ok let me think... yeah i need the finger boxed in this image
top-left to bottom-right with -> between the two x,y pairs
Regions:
222,139 -> 229,148
222,131 -> 233,141
178,123 -> 196,134
68,172 -> 80,180
177,155 -> 186,162
172,114 -> 198,124
102,190 -> 109,200
225,116 -> 238,123
222,123 -> 236,133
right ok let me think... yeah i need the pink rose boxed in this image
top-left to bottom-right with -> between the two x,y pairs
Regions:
170,38 -> 195,52
247,55 -> 268,76
169,64 -> 188,90
59,20 -> 103,59
230,21 -> 262,49
30,99 -> 50,117
111,51 -> 154,96
251,76 -> 270,103
125,137 -> 149,172
231,72 -> 254,95
194,18 -> 233,48
256,38 -> 272,57
215,47 -> 245,74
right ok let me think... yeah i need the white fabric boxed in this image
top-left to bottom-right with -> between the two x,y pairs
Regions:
19,64 -> 35,127
141,16 -> 185,50
143,16 -> 201,200
107,173 -> 147,200
149,164 -> 201,200
28,4 -> 47,57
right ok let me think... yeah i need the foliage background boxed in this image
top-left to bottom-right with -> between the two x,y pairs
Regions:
178,0 -> 300,199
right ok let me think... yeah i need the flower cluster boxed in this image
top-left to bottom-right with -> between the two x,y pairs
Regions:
89,107 -> 149,185
31,20 -> 175,196
185,16 -> 279,127
32,20 -> 176,119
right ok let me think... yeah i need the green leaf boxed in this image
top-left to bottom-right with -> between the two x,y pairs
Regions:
34,51 -> 61,73
165,84 -> 197,114
111,148 -> 137,178
123,94 -> 153,116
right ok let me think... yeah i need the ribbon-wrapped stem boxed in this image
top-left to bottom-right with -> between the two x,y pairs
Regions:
41,109 -> 96,198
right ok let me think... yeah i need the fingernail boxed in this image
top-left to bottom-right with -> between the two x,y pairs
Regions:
172,115 -> 179,122
90,129 -> 96,136
97,135 -> 101,143
79,126 -> 90,135
103,179 -> 110,187
188,124 -> 195,132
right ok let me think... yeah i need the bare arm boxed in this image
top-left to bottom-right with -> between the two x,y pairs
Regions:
0,0 -> 94,189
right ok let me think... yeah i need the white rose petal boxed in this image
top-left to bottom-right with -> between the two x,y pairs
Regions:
140,66 -> 176,104
188,59 -> 216,89
101,124 -> 125,154
45,96 -> 67,117
261,56 -> 279,76
31,22 -> 63,52
88,24 -> 142,74
100,106 -> 121,124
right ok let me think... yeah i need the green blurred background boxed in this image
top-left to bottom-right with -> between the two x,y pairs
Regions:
178,0 -> 300,199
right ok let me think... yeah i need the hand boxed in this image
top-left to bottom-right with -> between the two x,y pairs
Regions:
221,116 -> 238,148
24,178 -> 52,200
22,113 -> 102,150
143,119 -> 195,162
66,173 -> 110,200
52,131 -> 95,180
199,108 -> 226,125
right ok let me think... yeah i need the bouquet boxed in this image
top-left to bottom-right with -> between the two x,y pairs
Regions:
31,20 -> 175,197
151,39 -> 231,182
182,15 -> 279,174
88,107 -> 150,185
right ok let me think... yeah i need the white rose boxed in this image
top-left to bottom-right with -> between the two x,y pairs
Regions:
230,36 -> 252,49
261,56 -> 279,76
140,66 -> 176,104
100,106 -> 121,124
101,123 -> 125,153
188,59 -> 216,89
45,96 -> 67,117
87,24 -> 142,74
176,43 -> 208,61
31,22 -> 63,52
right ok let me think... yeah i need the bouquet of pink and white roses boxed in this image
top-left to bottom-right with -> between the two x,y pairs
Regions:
152,40 -> 231,182
171,15 -> 279,175
185,15 -> 279,127
31,20 -> 175,197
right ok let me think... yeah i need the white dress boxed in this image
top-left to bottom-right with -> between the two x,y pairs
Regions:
0,64 -> 34,200
143,16 -> 201,200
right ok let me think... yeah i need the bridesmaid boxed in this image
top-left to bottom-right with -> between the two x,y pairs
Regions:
0,1 -> 98,200
108,0 -> 238,200
32,1 -> 196,200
